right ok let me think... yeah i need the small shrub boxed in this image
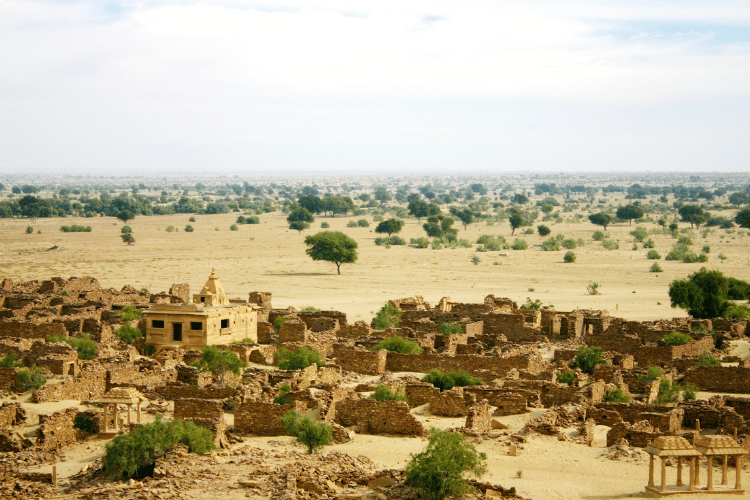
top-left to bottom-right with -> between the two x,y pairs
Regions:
561,239 -> 577,249
121,226 -> 132,234
274,383 -> 293,405
189,216 -> 196,222
357,219 -> 370,227
563,251 -> 576,263
230,224 -> 239,231
184,224 -> 194,232
718,253 -> 728,260
281,410 -> 332,454
438,323 -> 464,335
26,226 -> 33,234
643,239 -> 655,249
231,338 -> 256,345
276,346 -> 325,370
682,252 -> 699,263
511,239 -> 528,250
374,236 -> 406,246
143,344 -> 156,356
655,379 -> 681,405
592,230 -> 606,241
556,370 -> 575,386
683,383 -> 699,400
115,325 -> 143,344
630,226 -> 648,242
471,255 -> 480,265
373,302 -> 402,330
663,331 -> 692,346
524,228 -> 534,234
320,221 -> 330,228
541,238 -> 560,251
572,346 -> 605,374
650,262 -> 663,273
422,369 -> 482,391
371,336 -> 422,354
677,235 -> 693,246
165,225 -> 176,232
0,353 -> 23,368
246,216 -> 260,224
192,346 -> 247,384
646,249 -> 661,260
346,220 -> 358,228
74,415 -> 96,434
60,225 -> 92,232
120,305 -> 143,322
371,385 -> 407,402
16,366 -> 46,391
601,239 -> 619,250
537,225 -> 551,236
604,388 -> 631,403
430,239 -> 443,250
587,282 -> 600,295
410,237 -> 430,248
702,245 -> 710,253
642,365 -> 664,382
520,297 -> 542,310
665,243 -> 690,261
406,428 -> 487,500
696,352 -> 720,366
48,334 -> 98,360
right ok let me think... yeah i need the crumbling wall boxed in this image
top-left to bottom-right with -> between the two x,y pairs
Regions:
335,348 -> 387,375
0,321 -> 67,340
0,403 -> 26,428
430,387 -> 474,417
683,366 -> 750,393
33,364 -> 107,403
153,381 -> 240,401
405,382 -> 440,408
386,352 -> 542,377
335,398 -> 423,436
464,400 -> 492,433
234,401 -> 305,436
279,321 -> 308,343
37,407 -> 78,450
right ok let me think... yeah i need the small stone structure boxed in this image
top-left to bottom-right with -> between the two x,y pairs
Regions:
644,436 -> 702,495
693,435 -> 746,494
98,387 -> 147,437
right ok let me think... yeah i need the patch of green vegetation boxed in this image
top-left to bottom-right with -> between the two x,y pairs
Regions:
371,336 -> 423,354
371,384 -> 407,402
276,346 -> 325,370
422,369 -> 482,392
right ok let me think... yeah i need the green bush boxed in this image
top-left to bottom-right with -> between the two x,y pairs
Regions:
272,316 -> 290,332
630,226 -> 648,242
371,385 -> 407,402
665,243 -> 690,261
371,336 -> 422,354
320,222 -> 330,228
346,220 -> 358,227
26,225 -> 34,234
541,238 -> 561,251
603,388 -> 631,403
16,366 -> 46,391
231,338 -> 256,345
281,410 -> 332,454
165,225 -> 176,232
663,331 -> 692,346
476,235 -> 506,251
48,334 -> 98,360
587,282 -> 600,295
511,238 -> 528,250
60,225 -> 92,233
537,225 -> 551,237
373,302 -> 402,330
563,251 -> 576,263
144,344 -> 156,356
74,414 -> 96,434
276,346 -> 325,370
650,262 -> 663,273
274,383 -> 293,405
192,346 -> 247,383
696,352 -> 720,366
374,235 -> 406,246
643,239 -> 655,249
230,224 -> 239,231
0,354 -> 23,368
655,379 -> 681,405
592,230 -> 606,241
601,239 -> 619,250
702,245 -> 710,253
572,346 -> 605,374
189,216 -> 196,222
561,239 -> 577,249
438,323 -> 464,335
103,416 -> 214,479
410,237 -> 430,248
683,383 -> 699,400
646,250 -> 661,260
357,219 -> 370,227
422,369 -> 482,392
405,428 -> 487,500
184,224 -> 194,232
556,370 -> 575,386
724,304 -> 750,318
121,226 -> 132,234
246,216 -> 260,224
643,365 -> 664,382
115,325 -> 143,344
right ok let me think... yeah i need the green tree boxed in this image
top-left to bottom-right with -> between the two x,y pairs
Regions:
405,428 -> 487,500
276,346 -> 326,370
117,210 -> 135,224
289,221 -> 310,234
16,366 -> 46,391
48,334 -> 98,360
508,212 -> 523,236
616,204 -> 644,225
281,410 -> 332,454
287,206 -> 314,224
588,212 -> 611,230
0,354 -> 23,367
736,208 -> 750,229
192,346 -> 247,386
408,199 -> 430,221
115,324 -> 142,344
298,195 -> 323,214
537,224 -> 551,236
103,417 -> 214,479
373,187 -> 391,203
668,267 -> 745,319
451,207 -> 475,230
121,233 -> 135,245
372,302 -> 402,330
375,218 -> 404,237
728,192 -> 749,207
423,215 -> 457,240
304,231 -> 358,275
371,336 -> 422,354
678,205 -> 709,229
512,193 -> 528,204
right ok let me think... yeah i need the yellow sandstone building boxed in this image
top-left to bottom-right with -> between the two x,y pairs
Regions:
144,269 -> 257,348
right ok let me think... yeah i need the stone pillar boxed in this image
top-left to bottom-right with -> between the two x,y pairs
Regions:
695,456 -> 700,487
126,403 -> 132,425
736,456 -> 743,490
102,405 -> 109,432
136,401 -> 142,424
660,457 -> 667,493
648,454 -> 654,488
706,456 -> 713,491
676,457 -> 682,487
113,404 -> 119,430
722,455 -> 728,486
688,457 -> 696,492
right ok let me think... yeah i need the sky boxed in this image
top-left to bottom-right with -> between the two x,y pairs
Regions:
1,0 -> 749,176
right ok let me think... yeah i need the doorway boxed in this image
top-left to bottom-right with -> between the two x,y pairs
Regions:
173,323 -> 183,342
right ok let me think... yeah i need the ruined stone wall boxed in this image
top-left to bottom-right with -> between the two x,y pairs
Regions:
678,401 -> 745,429
175,365 -> 213,387
153,381 -> 239,401
464,400 -> 492,433
405,382 -> 440,408
0,321 -> 66,340
430,387 -> 473,417
37,407 -> 77,450
234,401 -> 304,435
334,398 -> 423,436
335,348 -> 387,375
386,352 -> 542,377
279,321 -> 308,343
106,362 -> 177,391
482,314 -> 541,341
257,322 -> 274,344
463,387 -> 533,415
33,364 -> 107,403
0,403 -> 26,428
725,397 -> 750,420
298,310 -> 347,329
0,367 -> 20,391
683,366 -> 750,393
174,398 -> 224,421
712,318 -> 748,337
337,321 -> 372,339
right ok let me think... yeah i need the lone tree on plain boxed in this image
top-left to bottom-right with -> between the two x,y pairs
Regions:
451,207 -> 475,230
588,213 -> 611,231
405,428 -> 487,500
117,210 -> 135,224
678,204 -> 709,229
407,199 -> 430,221
423,214 -> 457,240
289,221 -> 310,234
121,233 -> 135,245
508,212 -> 524,236
375,218 -> 404,237
304,231 -> 358,275
735,208 -> 750,229
616,204 -> 644,225
287,206 -> 314,225
668,267 -> 750,319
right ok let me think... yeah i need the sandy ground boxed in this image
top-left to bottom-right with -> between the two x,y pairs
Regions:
2,208 -> 748,324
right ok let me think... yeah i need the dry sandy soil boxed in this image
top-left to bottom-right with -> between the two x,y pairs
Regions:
1,208 -> 748,323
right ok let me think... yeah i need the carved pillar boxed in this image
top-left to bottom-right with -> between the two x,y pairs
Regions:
736,456 -> 743,490
722,455 -> 728,486
706,456 -> 714,491
660,457 -> 667,493
648,454 -> 655,488
688,457 -> 696,492
676,457 -> 682,487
